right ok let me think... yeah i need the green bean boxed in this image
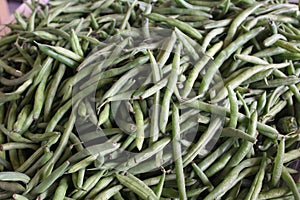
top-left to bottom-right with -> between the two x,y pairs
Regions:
202,27 -> 226,52
175,28 -> 200,61
251,76 -> 300,89
275,39 -> 300,53
0,125 -> 32,143
27,9 -> 37,32
154,169 -> 166,199
156,31 -> 177,69
205,147 -> 237,178
33,30 -> 59,41
31,161 -> 69,194
116,137 -> 170,172
153,7 -> 212,18
12,194 -> 29,200
44,63 -> 66,121
271,137 -> 285,187
241,68 -> 273,85
85,176 -> 114,199
146,13 -> 202,41
198,26 -> 265,96
192,162 -> 214,191
0,181 -> 25,193
203,18 -> 232,29
14,12 -> 27,30
97,103 -> 110,126
227,86 -> 238,128
171,103 -> 187,200
52,176 -> 69,200
0,171 -> 30,184
120,0 -> 137,30
0,58 -> 23,77
100,68 -> 148,104
281,166 -> 300,200
116,173 -> 157,200
262,100 -> 287,124
264,33 -> 287,47
94,185 -> 123,200
70,29 -> 84,57
0,143 -> 38,151
84,99 -> 98,126
224,3 -> 263,47
234,54 -> 269,65
35,42 -> 78,67
25,149 -> 53,176
212,63 -> 289,102
72,170 -> 105,199
159,43 -> 181,133
182,41 -> 223,98
14,42 -> 35,67
203,157 -> 261,200
128,153 -> 172,175
258,183 -> 300,199
7,79 -> 32,96
197,138 -> 234,171
67,154 -> 98,174
221,127 -> 256,143
245,153 -> 267,200
183,116 -> 223,166
132,101 -> 145,151
225,111 -> 258,170
24,131 -> 60,143
175,0 -> 211,11
33,77 -> 48,120
0,35 -> 17,47
147,50 -> 161,144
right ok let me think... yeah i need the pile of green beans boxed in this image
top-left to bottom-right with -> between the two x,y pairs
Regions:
1,0 -> 300,199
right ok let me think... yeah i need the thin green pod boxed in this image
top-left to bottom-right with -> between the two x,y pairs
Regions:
192,163 -> 214,191
197,138 -> 234,171
223,3 -> 263,47
44,63 -> 66,121
85,176 -> 114,199
53,176 -> 69,200
0,181 -> 25,193
116,173 -> 158,200
116,137 -> 171,171
12,194 -> 29,200
146,13 -> 202,41
221,127 -> 256,143
0,125 -> 32,143
70,29 -> 84,57
205,148 -> 237,178
67,154 -> 98,174
94,185 -> 123,200
0,171 -> 30,184
198,26 -> 265,96
227,86 -> 238,128
71,170 -> 105,199
172,103 -> 187,200
154,170 -> 166,198
203,157 -> 262,200
281,166 -> 300,200
272,137 -> 285,187
133,101 -> 145,151
212,63 -> 289,103
35,42 -> 78,68
159,43 -> 181,133
31,161 -> 70,194
234,54 -> 269,65
245,153 -> 267,200
226,111 -> 258,169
